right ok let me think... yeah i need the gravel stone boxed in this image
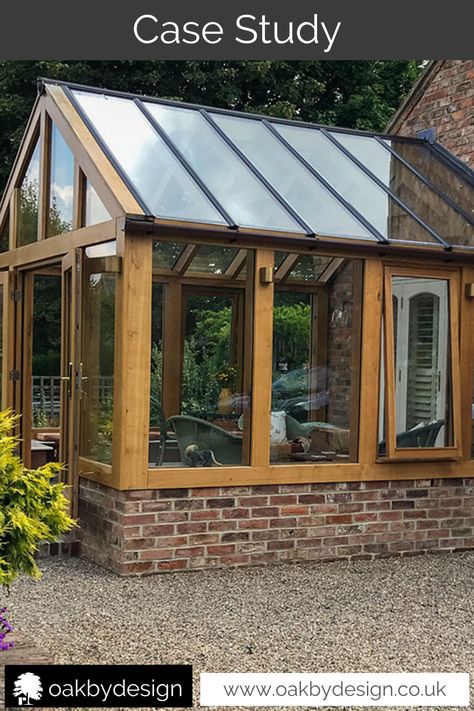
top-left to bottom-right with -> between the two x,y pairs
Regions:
6,552 -> 474,710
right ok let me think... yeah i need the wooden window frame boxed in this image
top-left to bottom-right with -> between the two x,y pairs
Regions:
381,264 -> 462,462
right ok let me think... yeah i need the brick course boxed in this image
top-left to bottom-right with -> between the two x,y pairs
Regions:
78,477 -> 474,575
391,60 -> 474,167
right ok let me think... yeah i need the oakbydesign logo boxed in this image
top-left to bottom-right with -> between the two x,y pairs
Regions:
13,672 -> 43,706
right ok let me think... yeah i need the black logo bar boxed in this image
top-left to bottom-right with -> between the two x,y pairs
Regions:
4,664 -> 193,708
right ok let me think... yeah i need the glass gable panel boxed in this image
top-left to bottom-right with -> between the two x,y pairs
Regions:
85,180 -> 111,226
0,214 -> 9,252
48,124 -> 74,237
145,103 -> 301,233
73,91 -> 225,225
387,140 -> 473,221
18,139 -> 41,246
274,124 -> 441,245
332,132 -> 474,247
212,114 -> 373,240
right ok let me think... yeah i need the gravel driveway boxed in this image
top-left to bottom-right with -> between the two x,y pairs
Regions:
5,552 -> 474,710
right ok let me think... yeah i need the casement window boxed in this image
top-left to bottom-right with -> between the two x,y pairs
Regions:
379,267 -> 461,460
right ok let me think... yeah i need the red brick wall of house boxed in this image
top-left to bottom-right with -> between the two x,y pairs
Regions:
392,60 -> 474,167
78,477 -> 474,575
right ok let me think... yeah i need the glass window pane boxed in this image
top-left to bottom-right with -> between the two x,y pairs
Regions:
73,91 -> 225,225
85,180 -> 110,226
85,241 -> 117,258
379,276 -> 453,453
189,245 -> 239,274
271,258 -> 361,464
212,114 -> 374,240
288,254 -> 333,281
32,274 -> 61,428
275,124 -> 441,245
152,241 -> 184,270
0,215 -> 9,252
47,124 -> 74,237
18,139 -> 40,246
145,103 -> 301,233
81,258 -> 116,463
332,133 -> 473,247
149,244 -> 252,468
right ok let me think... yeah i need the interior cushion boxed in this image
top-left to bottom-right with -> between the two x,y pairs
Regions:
270,411 -> 287,444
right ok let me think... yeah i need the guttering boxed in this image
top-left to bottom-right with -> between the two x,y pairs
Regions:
123,215 -> 474,265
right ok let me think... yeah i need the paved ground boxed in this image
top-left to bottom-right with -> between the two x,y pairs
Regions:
3,552 -> 474,710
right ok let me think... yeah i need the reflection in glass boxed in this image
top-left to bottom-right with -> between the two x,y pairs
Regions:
332,132 -> 473,247
18,140 -> 41,246
289,254 -> 333,281
275,124 -> 440,244
150,282 -> 164,454
47,125 -> 74,237
212,114 -> 373,240
73,91 -> 225,224
386,139 -> 474,225
81,260 -> 116,463
152,241 -> 184,269
271,258 -> 360,464
85,241 -> 117,258
146,103 -> 301,233
189,245 -> 238,274
0,216 -> 9,252
379,276 -> 452,453
32,275 -> 61,428
149,244 -> 251,468
85,180 -> 110,226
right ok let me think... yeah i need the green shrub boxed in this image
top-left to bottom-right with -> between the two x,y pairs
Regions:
0,410 -> 75,589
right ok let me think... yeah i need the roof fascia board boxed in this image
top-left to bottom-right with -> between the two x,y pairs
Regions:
39,77 -> 427,145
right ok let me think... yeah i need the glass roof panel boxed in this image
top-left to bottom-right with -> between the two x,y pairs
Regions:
189,245 -> 239,274
73,91 -> 225,225
212,114 -> 374,240
274,123 -> 441,245
332,132 -> 474,247
144,103 -> 301,233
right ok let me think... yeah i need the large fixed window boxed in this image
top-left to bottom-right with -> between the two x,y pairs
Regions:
379,267 -> 461,459
149,242 -> 252,468
270,254 -> 362,464
80,256 -> 116,464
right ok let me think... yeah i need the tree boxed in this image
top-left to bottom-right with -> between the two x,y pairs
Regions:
0,60 -> 422,194
13,672 -> 43,705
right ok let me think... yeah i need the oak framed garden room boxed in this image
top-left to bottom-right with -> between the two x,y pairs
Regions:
0,77 -> 473,573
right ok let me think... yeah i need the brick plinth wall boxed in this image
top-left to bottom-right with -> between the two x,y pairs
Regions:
78,477 -> 474,575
